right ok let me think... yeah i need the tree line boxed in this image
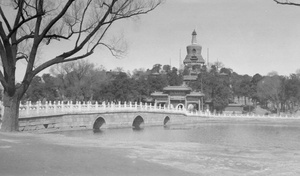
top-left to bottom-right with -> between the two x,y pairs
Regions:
19,60 -> 300,115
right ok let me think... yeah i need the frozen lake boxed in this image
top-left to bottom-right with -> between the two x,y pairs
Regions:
57,119 -> 300,175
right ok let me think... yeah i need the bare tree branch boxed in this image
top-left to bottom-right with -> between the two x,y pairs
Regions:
0,7 -> 12,32
75,0 -> 93,47
99,42 -> 126,59
31,50 -> 94,77
273,0 -> 300,6
8,13 -> 45,39
38,0 -> 74,42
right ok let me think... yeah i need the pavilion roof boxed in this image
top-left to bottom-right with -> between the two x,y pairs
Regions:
163,86 -> 192,91
187,91 -> 205,97
150,92 -> 168,96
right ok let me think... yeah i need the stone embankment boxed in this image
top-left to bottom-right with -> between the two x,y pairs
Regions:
0,101 -> 299,132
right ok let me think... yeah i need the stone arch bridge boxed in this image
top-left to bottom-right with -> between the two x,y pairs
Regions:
14,101 -> 206,132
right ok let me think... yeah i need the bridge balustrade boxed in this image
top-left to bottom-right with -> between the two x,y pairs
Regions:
9,101 -> 192,118
0,101 -> 298,119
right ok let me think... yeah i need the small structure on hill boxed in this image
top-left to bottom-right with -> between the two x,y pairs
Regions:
151,30 -> 205,111
223,104 -> 244,114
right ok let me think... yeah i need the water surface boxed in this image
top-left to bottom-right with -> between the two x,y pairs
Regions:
58,119 -> 300,175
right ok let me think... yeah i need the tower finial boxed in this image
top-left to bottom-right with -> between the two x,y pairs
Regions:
191,30 -> 197,44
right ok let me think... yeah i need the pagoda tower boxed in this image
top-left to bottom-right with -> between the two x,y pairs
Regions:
183,30 -> 205,82
151,30 -> 205,111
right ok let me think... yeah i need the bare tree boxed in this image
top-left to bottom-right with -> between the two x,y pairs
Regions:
0,0 -> 162,132
50,60 -> 106,101
257,75 -> 283,115
273,0 -> 300,6
213,61 -> 224,72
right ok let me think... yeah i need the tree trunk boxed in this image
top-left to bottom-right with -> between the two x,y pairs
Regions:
276,102 -> 280,116
0,93 -> 20,132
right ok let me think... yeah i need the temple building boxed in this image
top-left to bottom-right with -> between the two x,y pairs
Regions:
151,30 -> 205,111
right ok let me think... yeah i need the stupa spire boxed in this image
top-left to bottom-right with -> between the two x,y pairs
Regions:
191,30 -> 197,44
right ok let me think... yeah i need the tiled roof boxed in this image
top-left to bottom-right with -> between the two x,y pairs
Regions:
150,92 -> 168,96
163,86 -> 192,91
187,91 -> 205,96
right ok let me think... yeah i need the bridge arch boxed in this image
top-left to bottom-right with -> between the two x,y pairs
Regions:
176,103 -> 185,109
93,117 -> 106,131
163,116 -> 170,126
132,116 -> 144,129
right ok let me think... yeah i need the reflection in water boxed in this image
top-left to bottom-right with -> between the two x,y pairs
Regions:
59,120 -> 300,175
163,125 -> 170,130
132,126 -> 144,131
93,129 -> 104,133
62,121 -> 300,149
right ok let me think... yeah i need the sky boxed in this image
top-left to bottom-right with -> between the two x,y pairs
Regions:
15,0 -> 300,80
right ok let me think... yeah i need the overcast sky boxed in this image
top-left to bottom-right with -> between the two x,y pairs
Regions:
15,0 -> 300,79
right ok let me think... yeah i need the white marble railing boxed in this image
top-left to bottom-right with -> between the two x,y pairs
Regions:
14,101 -> 194,118
0,101 -> 299,119
208,112 -> 299,119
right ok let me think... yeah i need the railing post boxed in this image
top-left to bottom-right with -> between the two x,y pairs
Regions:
26,101 -> 30,115
61,101 -> 64,112
78,101 -> 82,112
95,101 -> 99,111
0,101 -> 3,118
87,101 -> 90,111
102,101 -> 106,110
45,101 -> 48,114
135,102 -> 138,109
18,102 -> 22,117
58,101 -> 61,113
68,101 -> 72,112
107,102 -> 110,110
36,101 -> 40,115
53,101 -> 57,113
48,101 -> 52,115
83,101 -> 86,111
140,102 -> 143,110
74,101 -> 77,112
